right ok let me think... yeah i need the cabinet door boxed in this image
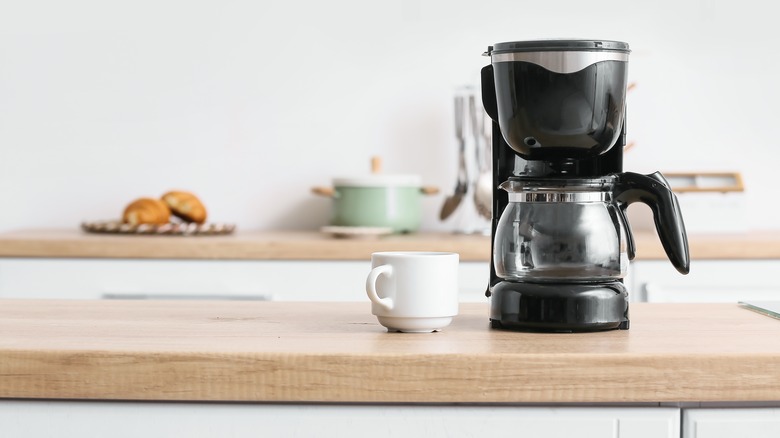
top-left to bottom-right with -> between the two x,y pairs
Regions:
684,408 -> 780,438
0,258 -> 490,302
0,258 -> 366,301
630,260 -> 780,303
458,261 -> 490,302
0,401 -> 679,438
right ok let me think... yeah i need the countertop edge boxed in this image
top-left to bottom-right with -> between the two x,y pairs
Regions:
3,229 -> 780,261
1,350 -> 777,404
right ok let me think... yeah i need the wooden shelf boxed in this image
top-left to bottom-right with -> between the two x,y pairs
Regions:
663,172 -> 744,193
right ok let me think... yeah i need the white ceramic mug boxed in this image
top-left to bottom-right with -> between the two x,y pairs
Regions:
365,251 -> 459,333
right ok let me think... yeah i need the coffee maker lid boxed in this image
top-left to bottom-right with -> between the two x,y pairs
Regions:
490,39 -> 630,54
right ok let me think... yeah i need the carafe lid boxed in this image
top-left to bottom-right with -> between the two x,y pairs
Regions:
500,176 -> 616,191
500,177 -> 616,203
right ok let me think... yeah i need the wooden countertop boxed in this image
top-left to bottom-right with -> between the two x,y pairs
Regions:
1,229 -> 780,261
0,229 -> 490,261
1,300 -> 779,403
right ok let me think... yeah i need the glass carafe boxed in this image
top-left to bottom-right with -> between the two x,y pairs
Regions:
494,177 -> 630,282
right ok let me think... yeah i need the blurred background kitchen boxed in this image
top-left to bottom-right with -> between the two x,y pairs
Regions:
0,0 -> 774,233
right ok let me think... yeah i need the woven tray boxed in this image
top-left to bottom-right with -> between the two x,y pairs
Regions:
81,220 -> 236,236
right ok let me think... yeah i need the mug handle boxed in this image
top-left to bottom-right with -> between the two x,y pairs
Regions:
365,265 -> 394,311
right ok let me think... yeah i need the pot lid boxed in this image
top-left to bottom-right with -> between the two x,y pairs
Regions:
334,174 -> 421,187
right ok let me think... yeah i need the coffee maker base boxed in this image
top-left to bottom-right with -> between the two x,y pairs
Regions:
489,280 -> 629,332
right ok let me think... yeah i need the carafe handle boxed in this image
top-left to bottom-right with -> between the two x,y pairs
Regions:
614,172 -> 690,275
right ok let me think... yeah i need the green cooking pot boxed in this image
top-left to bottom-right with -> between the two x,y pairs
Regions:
312,175 -> 438,233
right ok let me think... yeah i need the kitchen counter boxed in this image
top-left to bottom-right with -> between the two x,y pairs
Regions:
1,228 -> 780,261
0,229 -> 489,261
1,300 -> 779,403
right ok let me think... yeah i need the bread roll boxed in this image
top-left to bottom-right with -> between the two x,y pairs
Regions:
122,198 -> 171,226
161,190 -> 207,224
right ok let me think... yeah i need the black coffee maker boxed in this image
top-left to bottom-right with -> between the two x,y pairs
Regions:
481,40 -> 690,332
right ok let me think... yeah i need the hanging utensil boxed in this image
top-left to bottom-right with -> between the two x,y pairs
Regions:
470,96 -> 492,220
439,94 -> 469,220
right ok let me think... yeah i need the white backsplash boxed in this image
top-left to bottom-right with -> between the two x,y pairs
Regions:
0,0 -> 777,232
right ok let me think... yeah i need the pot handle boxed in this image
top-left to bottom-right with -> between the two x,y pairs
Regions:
420,186 -> 440,195
311,187 -> 335,197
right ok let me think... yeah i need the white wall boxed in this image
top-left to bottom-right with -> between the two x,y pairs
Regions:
0,0 -> 777,232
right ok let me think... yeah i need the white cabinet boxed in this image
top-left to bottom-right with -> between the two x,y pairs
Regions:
9,256 -> 780,304
9,255 -> 780,304
0,258 -> 490,302
629,260 -> 780,303
683,408 -> 780,438
0,400 -> 679,438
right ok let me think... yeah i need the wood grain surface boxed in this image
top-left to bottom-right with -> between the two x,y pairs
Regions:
1,229 -> 780,261
0,229 -> 489,261
1,300 -> 779,403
